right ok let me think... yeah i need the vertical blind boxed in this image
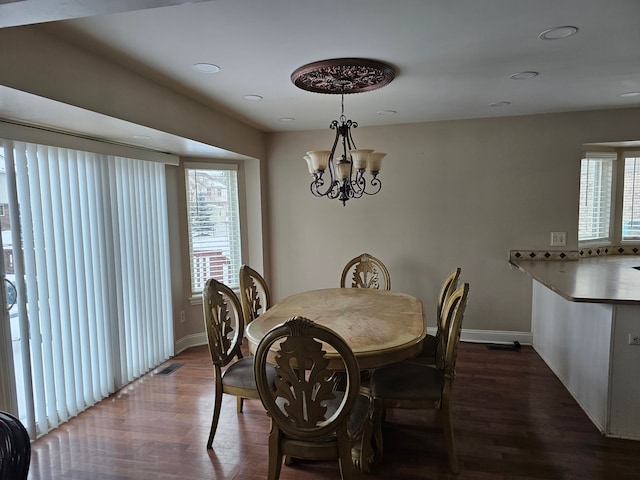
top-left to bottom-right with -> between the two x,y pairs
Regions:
4,140 -> 173,438
578,153 -> 615,243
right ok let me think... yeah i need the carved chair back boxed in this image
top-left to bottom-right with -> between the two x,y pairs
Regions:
254,316 -> 362,479
202,278 -> 244,368
340,252 -> 391,290
239,264 -> 271,325
437,283 -> 470,375
435,268 -> 461,341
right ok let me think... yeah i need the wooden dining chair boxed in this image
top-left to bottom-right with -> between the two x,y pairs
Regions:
0,411 -> 31,480
202,278 -> 276,449
340,253 -> 391,290
369,283 -> 470,473
414,267 -> 462,364
239,264 -> 271,325
254,316 -> 367,480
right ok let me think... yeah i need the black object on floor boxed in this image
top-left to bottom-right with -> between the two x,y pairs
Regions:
487,341 -> 521,351
155,363 -> 184,375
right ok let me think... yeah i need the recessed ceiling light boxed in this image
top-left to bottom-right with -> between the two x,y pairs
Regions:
510,71 -> 539,80
377,110 -> 397,115
620,92 -> 640,97
489,101 -> 512,107
279,117 -> 295,122
192,63 -> 220,73
243,94 -> 263,101
539,26 -> 579,40
133,135 -> 151,140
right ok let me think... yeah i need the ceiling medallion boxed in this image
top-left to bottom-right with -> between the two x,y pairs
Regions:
292,58 -> 395,206
291,58 -> 395,94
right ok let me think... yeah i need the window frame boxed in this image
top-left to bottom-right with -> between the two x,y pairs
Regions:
578,149 -> 640,247
184,161 -> 243,300
578,152 -> 616,246
621,153 -> 640,242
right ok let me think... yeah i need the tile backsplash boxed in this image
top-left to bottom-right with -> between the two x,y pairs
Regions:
509,245 -> 640,261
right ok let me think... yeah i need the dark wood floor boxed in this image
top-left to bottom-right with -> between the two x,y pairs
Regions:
27,342 -> 640,480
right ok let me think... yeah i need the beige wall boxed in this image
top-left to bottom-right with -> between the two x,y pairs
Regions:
266,108 -> 640,335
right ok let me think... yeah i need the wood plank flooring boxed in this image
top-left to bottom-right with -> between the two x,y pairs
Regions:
27,343 -> 640,479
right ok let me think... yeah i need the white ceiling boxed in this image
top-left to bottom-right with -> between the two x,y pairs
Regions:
1,0 -> 640,155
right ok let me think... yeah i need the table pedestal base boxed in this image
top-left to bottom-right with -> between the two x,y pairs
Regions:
351,393 -> 384,473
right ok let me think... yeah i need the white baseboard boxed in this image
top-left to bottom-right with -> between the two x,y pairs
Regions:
427,327 -> 533,346
174,332 -> 208,354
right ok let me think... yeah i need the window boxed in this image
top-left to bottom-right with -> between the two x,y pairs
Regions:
185,164 -> 241,294
579,150 -> 640,246
578,153 -> 615,243
622,155 -> 640,241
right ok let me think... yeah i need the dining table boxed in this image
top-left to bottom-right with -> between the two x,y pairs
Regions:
245,287 -> 427,472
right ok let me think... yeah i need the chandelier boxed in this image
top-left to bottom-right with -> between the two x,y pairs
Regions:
291,58 -> 395,206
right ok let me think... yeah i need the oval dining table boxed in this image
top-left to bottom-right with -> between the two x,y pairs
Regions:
245,287 -> 427,370
245,287 -> 427,472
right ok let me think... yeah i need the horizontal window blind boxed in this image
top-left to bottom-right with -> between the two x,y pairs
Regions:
622,155 -> 640,240
578,153 -> 615,243
185,164 -> 241,294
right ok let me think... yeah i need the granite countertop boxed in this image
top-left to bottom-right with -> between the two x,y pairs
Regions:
510,255 -> 640,305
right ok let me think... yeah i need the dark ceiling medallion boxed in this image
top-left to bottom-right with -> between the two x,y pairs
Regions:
291,58 -> 395,94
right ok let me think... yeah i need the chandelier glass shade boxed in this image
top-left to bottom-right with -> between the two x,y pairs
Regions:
292,58 -> 395,206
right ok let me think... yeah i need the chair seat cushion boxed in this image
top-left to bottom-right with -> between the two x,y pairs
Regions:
370,361 -> 444,401
420,334 -> 438,357
222,356 -> 276,390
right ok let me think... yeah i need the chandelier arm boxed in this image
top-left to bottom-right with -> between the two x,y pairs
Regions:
310,173 -> 342,199
328,120 -> 341,181
349,169 -> 366,196
309,172 -> 325,197
363,174 -> 382,196
309,125 -> 343,198
327,187 -> 342,200
346,120 -> 358,149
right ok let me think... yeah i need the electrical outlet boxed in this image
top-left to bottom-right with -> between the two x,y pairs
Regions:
550,231 -> 567,247
180,310 -> 186,324
629,334 -> 640,345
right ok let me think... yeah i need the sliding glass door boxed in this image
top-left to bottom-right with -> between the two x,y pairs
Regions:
0,146 -> 24,417
0,140 -> 174,438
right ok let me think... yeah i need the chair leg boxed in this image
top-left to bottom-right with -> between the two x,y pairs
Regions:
207,384 -> 223,449
441,399 -> 459,473
237,396 -> 244,413
267,426 -> 283,480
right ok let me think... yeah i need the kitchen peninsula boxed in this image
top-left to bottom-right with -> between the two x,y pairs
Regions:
511,253 -> 640,440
